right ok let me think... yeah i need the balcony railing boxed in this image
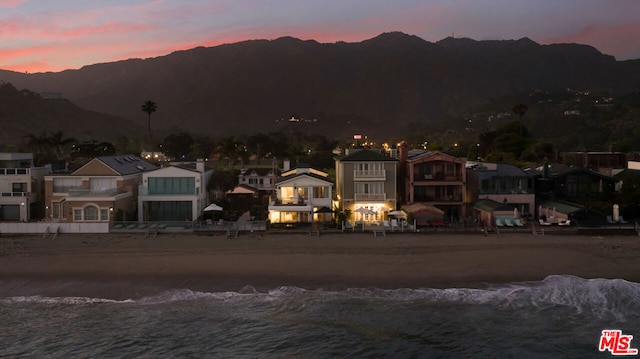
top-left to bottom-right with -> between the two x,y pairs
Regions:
67,187 -> 120,197
354,193 -> 386,201
1,192 -> 30,197
415,173 -> 462,181
0,168 -> 30,175
414,194 -> 463,202
138,187 -> 197,196
354,170 -> 385,180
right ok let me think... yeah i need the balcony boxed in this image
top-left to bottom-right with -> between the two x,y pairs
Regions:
0,168 -> 30,176
354,193 -> 386,201
67,187 -> 120,197
414,194 -> 463,202
1,192 -> 30,197
268,198 -> 312,212
354,170 -> 385,180
138,187 -> 197,196
415,172 -> 462,182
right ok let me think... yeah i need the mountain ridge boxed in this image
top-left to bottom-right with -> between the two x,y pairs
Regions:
1,32 -> 638,143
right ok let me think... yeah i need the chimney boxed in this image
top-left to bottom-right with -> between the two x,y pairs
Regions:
196,158 -> 205,173
397,141 -> 410,204
283,159 -> 291,171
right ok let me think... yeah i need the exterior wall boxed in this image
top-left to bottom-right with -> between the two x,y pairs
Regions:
404,152 -> 467,218
73,160 -> 119,176
44,174 -> 138,222
238,170 -> 277,191
0,222 -> 110,234
478,193 -> 535,217
0,155 -> 50,221
336,158 -> 397,222
268,174 -> 333,223
137,165 -> 209,222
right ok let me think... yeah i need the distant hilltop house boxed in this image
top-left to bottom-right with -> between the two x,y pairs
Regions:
40,92 -> 64,99
0,153 -> 50,222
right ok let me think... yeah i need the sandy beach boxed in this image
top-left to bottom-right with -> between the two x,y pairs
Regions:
1,231 -> 640,298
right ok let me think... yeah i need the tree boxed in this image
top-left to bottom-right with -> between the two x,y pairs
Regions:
141,100 -> 158,147
513,103 -> 528,136
24,131 -> 51,166
48,131 -> 77,160
163,132 -> 193,160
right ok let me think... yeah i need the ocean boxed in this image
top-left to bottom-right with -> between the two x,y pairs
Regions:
1,275 -> 639,358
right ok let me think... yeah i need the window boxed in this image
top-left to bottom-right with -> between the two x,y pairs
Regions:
53,202 -> 60,219
314,186 -> 328,198
74,209 -> 82,221
84,206 -> 98,221
148,177 -> 195,195
12,182 -> 27,193
100,209 -> 109,221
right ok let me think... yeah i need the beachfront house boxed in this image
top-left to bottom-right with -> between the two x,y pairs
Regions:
0,153 -> 50,222
44,155 -> 157,223
467,162 -> 535,223
237,167 -> 278,193
334,148 -> 398,223
398,147 -> 467,222
268,166 -> 333,224
138,159 -> 212,222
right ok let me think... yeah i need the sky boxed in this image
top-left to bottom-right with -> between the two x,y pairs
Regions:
2,0 -> 640,73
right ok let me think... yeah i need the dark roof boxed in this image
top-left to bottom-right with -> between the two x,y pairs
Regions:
336,149 -> 397,162
240,168 -> 276,176
539,199 -> 585,215
474,163 -> 527,180
97,155 -> 158,175
614,168 -> 640,180
276,172 -> 334,185
473,198 -> 514,212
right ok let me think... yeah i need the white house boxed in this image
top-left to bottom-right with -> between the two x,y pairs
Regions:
0,153 -> 50,221
268,167 -> 333,224
138,159 -> 212,222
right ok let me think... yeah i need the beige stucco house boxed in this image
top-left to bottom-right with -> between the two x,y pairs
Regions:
44,155 -> 157,222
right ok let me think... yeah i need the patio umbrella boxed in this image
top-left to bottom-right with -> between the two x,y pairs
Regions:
354,207 -> 377,215
388,210 -> 407,217
204,203 -> 223,211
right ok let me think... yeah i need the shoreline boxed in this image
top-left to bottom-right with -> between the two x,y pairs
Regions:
1,232 -> 640,299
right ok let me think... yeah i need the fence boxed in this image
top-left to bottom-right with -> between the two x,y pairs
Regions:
0,222 -> 109,234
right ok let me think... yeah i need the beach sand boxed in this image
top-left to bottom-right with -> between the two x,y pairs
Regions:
1,231 -> 639,299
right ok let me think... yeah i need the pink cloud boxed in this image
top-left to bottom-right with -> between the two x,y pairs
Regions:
0,0 -> 25,8
539,22 -> 640,59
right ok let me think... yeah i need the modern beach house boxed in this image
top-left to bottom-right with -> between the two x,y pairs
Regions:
334,149 -> 398,223
138,159 -> 212,222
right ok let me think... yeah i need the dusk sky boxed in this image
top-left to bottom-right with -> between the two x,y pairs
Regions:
2,0 -> 640,73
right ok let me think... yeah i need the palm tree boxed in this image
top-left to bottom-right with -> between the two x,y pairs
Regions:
513,103 -> 528,136
49,131 -> 77,159
141,100 -> 158,146
24,131 -> 51,166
